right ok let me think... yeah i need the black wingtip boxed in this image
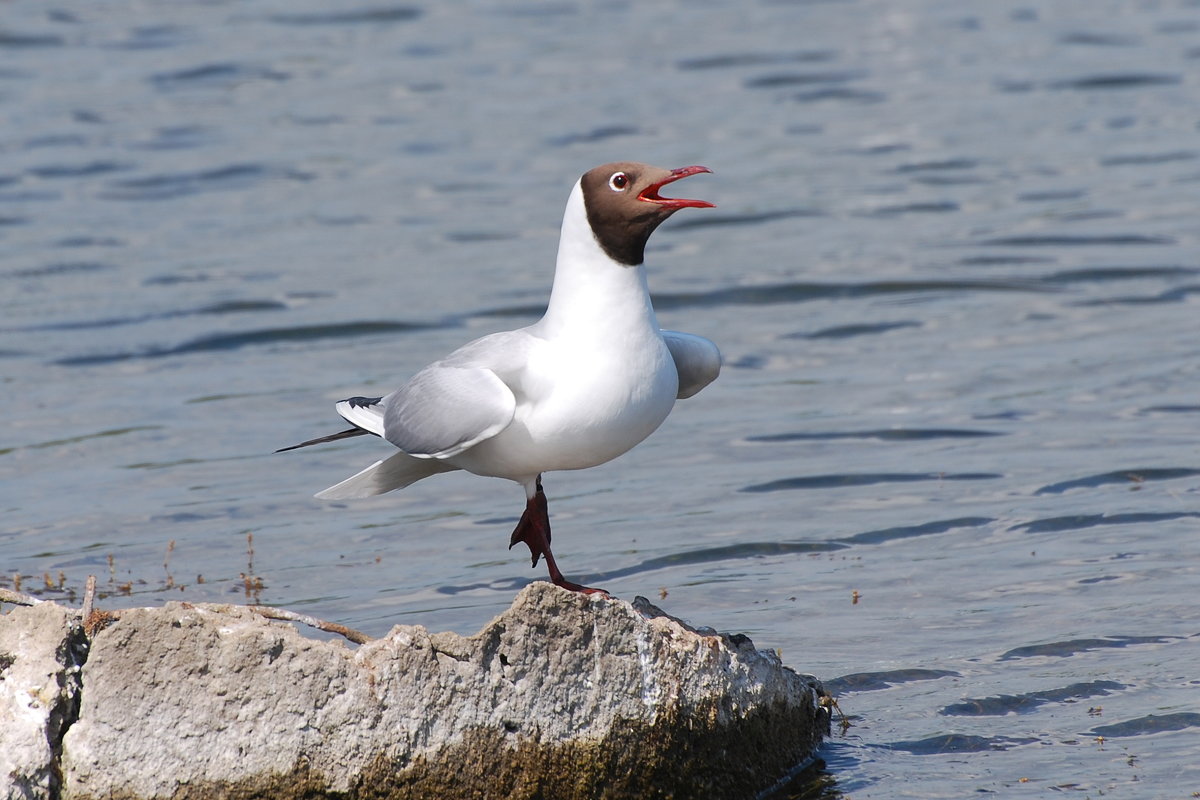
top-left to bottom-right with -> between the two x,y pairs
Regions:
274,427 -> 370,453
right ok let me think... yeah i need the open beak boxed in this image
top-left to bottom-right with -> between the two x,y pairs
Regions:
638,165 -> 715,209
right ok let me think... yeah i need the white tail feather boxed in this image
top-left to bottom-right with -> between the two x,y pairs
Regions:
315,451 -> 458,500
335,399 -> 386,437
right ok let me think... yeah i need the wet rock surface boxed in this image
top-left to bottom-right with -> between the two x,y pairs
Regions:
4,584 -> 827,800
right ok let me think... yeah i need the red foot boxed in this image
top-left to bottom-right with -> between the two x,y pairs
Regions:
508,475 -> 608,595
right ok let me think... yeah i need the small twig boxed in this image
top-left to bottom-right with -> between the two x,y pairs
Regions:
249,605 -> 373,645
0,587 -> 43,607
80,575 -> 97,621
819,693 -> 851,733
6,574 -> 369,646
163,540 -> 175,589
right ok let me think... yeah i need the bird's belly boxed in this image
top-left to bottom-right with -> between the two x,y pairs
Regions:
452,340 -> 678,480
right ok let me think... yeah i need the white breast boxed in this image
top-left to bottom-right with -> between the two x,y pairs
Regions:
445,178 -> 681,482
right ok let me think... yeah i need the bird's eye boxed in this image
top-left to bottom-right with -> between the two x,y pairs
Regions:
608,172 -> 629,191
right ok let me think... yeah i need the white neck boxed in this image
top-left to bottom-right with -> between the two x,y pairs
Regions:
536,179 -> 660,339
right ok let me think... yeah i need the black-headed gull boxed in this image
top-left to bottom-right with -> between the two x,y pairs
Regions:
280,162 -> 721,593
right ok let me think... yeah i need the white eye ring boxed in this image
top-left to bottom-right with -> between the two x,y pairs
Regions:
608,172 -> 629,191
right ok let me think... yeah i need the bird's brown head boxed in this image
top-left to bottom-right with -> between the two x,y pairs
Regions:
579,162 -> 713,267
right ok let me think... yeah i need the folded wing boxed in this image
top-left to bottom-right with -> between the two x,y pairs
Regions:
383,364 -> 517,458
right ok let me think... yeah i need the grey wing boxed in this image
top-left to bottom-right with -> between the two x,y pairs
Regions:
383,364 -> 516,459
662,330 -> 721,399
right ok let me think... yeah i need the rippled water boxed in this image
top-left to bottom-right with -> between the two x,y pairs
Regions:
4,0 -> 1200,797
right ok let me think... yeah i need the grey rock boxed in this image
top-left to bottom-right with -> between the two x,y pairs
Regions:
51,583 -> 825,799
0,603 -> 86,800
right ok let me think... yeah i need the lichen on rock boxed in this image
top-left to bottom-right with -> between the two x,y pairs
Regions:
0,602 -> 88,800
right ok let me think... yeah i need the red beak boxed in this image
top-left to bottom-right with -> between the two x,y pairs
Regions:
638,165 -> 715,209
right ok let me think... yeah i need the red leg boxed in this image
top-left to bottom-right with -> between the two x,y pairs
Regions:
508,476 -> 607,595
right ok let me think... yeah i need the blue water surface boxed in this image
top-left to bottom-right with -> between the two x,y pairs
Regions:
3,1 -> 1199,796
